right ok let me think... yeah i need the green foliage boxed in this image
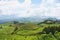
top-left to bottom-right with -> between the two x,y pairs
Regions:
0,21 -> 60,40
54,32 -> 60,40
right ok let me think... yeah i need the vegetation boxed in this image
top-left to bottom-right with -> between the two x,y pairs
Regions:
0,20 -> 60,40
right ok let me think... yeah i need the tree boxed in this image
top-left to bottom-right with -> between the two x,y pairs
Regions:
0,25 -> 2,29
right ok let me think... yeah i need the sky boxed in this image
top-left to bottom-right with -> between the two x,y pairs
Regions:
0,0 -> 60,19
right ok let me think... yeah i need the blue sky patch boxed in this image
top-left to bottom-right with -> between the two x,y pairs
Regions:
55,0 -> 60,3
18,0 -> 25,3
31,0 -> 42,5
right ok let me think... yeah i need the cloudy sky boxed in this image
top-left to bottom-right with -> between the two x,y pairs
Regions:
0,0 -> 60,19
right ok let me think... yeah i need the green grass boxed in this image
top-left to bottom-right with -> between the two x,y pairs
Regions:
0,22 -> 60,40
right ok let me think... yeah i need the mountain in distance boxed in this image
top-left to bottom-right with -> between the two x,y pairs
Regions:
0,16 -> 60,24
38,17 -> 60,25
14,16 -> 47,23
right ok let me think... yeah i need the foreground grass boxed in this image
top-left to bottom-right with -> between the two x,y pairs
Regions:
0,33 -> 58,40
0,22 -> 60,40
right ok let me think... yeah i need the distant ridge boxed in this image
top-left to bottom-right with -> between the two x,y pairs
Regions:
0,17 -> 60,24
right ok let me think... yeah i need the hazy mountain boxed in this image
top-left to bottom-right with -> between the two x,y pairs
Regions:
0,16 -> 59,24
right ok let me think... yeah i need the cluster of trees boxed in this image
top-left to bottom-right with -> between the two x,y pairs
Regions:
38,20 -> 60,25
42,26 -> 60,35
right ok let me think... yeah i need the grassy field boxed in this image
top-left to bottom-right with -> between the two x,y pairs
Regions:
0,21 -> 60,40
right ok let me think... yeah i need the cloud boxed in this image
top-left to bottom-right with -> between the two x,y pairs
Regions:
0,0 -> 60,19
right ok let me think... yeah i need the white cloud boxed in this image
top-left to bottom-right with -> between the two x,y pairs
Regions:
0,0 -> 31,15
0,0 -> 60,19
46,0 -> 54,3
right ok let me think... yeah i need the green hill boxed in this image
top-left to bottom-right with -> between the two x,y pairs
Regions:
0,20 -> 60,40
